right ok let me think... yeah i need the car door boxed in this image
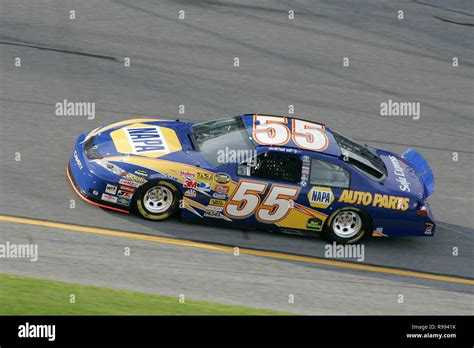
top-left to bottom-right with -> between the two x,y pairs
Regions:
223,150 -> 303,229
298,154 -> 352,232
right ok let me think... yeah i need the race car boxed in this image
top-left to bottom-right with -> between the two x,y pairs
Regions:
67,114 -> 435,244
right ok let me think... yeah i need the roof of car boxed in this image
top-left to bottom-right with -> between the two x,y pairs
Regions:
240,114 -> 342,157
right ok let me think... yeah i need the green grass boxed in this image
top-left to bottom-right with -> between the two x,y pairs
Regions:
0,273 -> 291,315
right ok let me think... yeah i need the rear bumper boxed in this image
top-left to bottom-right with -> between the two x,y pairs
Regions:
422,200 -> 436,236
370,204 -> 435,237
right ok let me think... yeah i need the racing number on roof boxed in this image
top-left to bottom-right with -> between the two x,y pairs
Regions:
224,180 -> 299,222
253,115 -> 291,145
253,115 -> 329,151
291,119 -> 328,151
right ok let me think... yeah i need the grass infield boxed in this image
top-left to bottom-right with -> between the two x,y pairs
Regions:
0,273 -> 291,315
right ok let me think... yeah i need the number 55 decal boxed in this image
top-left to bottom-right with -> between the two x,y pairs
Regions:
253,114 -> 328,152
224,180 -> 300,222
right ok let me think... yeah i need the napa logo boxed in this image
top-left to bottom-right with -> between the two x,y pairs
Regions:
125,126 -> 168,154
307,186 -> 334,209
110,123 -> 182,158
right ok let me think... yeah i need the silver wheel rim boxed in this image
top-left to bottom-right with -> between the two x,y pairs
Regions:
143,186 -> 173,214
332,211 -> 362,238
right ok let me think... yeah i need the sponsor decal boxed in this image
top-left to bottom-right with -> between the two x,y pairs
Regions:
184,189 -> 197,197
307,186 -> 334,209
179,171 -> 196,178
123,173 -> 147,184
119,185 -> 136,193
124,126 -> 169,154
149,173 -> 178,181
215,185 -> 229,194
424,222 -> 434,235
105,184 -> 117,195
212,192 -> 227,199
197,182 -> 211,191
101,193 -> 117,203
372,227 -> 387,237
119,179 -> 140,188
301,155 -> 310,187
269,147 -> 299,154
117,190 -> 133,198
306,217 -> 323,231
203,211 -> 230,220
204,211 -> 220,217
213,173 -> 231,184
92,190 -> 99,196
135,169 -> 149,177
183,180 -> 197,188
338,190 -> 410,211
117,197 -> 131,206
183,180 -> 211,191
73,150 -> 83,170
111,123 -> 182,158
209,198 -> 226,207
206,205 -> 224,212
389,155 -> 411,192
300,162 -> 309,187
197,172 -> 213,181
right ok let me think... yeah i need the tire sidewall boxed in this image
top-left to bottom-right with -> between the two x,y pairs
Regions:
134,180 -> 181,220
324,207 -> 371,244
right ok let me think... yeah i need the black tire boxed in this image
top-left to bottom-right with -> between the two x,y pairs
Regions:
134,180 -> 180,220
323,207 -> 371,244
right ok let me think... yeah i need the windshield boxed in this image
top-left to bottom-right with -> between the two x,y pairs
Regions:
191,116 -> 256,167
332,131 -> 387,180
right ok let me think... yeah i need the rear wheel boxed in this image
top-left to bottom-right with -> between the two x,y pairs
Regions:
324,208 -> 370,244
135,181 -> 180,220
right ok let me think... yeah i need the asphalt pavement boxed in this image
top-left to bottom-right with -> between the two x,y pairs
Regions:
0,0 -> 472,314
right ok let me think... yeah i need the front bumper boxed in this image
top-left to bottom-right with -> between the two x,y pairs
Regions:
67,164 -> 130,214
67,136 -> 131,214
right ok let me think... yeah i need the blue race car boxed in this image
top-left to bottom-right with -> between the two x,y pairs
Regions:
67,114 -> 435,244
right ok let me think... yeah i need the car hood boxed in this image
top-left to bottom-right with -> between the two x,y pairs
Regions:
81,118 -> 195,159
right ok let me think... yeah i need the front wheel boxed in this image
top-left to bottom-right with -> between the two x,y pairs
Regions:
323,208 -> 371,244
135,181 -> 180,220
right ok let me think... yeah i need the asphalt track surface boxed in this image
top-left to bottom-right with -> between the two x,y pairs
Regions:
0,0 -> 473,314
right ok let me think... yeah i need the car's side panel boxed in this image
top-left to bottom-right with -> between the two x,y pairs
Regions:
69,119 -> 435,238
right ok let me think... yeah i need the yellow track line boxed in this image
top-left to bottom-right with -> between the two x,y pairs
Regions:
1,214 -> 473,285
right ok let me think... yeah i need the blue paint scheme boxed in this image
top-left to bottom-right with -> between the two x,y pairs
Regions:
68,114 -> 436,238
402,148 -> 435,198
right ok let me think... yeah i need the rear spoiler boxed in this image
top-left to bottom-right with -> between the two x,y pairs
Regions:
402,148 -> 434,198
